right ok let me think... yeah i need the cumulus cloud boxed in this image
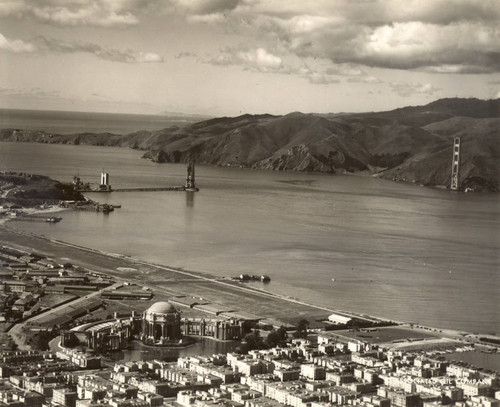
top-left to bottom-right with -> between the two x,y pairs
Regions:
4,0 -> 498,75
0,1 -> 24,16
172,0 -> 242,23
304,73 -> 340,85
175,52 -> 197,59
277,19 -> 500,74
34,35 -> 163,63
173,0 -> 241,15
206,47 -> 343,85
389,82 -> 440,97
0,33 -> 35,53
238,0 -> 500,27
205,0 -> 500,74
325,65 -> 366,77
295,66 -> 340,85
207,47 -> 283,73
187,13 -> 226,23
0,0 -> 162,27
0,31 -> 164,63
136,52 -> 164,63
347,76 -> 382,84
238,48 -> 282,70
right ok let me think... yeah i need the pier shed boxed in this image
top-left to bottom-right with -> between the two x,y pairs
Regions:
193,303 -> 235,316
328,314 -> 352,325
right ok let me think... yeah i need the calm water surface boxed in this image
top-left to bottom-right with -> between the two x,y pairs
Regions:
107,338 -> 238,362
1,142 -> 498,335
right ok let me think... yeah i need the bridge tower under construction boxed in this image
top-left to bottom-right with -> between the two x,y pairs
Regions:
185,162 -> 197,191
99,171 -> 111,191
450,137 -> 461,190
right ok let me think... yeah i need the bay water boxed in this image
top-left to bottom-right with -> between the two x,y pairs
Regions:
0,141 -> 498,335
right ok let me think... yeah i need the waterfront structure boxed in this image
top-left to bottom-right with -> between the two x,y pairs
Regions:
141,301 -> 182,345
185,162 -> 197,191
450,137 -> 461,190
327,313 -> 352,325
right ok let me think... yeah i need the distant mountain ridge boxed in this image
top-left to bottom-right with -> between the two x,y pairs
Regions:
1,98 -> 498,191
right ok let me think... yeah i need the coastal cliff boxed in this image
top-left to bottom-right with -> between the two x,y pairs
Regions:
1,98 -> 499,191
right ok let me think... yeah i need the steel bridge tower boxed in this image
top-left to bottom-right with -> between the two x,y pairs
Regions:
185,162 -> 197,191
450,137 -> 461,190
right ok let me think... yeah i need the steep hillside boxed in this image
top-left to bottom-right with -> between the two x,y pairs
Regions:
0,98 -> 498,191
0,173 -> 84,207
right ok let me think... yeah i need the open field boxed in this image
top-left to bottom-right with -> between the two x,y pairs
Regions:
333,326 -> 439,344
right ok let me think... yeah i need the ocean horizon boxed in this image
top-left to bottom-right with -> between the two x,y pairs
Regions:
0,108 -> 205,135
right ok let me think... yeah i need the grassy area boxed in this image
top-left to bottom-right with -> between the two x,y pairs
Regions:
332,326 -> 437,344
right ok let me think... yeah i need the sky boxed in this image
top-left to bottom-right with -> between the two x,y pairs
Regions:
0,0 -> 499,116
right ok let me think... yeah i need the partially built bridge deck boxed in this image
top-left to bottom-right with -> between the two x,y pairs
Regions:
76,162 -> 199,193
112,186 -> 188,192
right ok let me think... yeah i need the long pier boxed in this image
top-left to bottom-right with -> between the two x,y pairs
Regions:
113,187 -> 184,192
78,186 -> 199,193
74,163 -> 199,193
112,186 -> 198,192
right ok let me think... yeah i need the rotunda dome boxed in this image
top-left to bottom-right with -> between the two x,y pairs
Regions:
142,301 -> 181,343
147,301 -> 176,314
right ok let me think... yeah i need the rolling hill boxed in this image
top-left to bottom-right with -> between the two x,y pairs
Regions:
1,98 -> 498,191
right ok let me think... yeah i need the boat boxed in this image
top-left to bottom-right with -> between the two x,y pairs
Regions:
101,204 -> 114,213
331,278 -> 336,282
45,217 -> 62,223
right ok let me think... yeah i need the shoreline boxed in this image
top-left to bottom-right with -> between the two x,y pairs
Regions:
1,223 -> 499,343
3,222 -> 377,321
0,205 -> 67,227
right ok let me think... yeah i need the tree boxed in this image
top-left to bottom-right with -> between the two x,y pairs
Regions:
265,326 -> 288,348
34,331 -> 51,351
244,330 -> 262,349
241,320 -> 253,334
294,319 -> 309,339
238,329 -> 265,353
